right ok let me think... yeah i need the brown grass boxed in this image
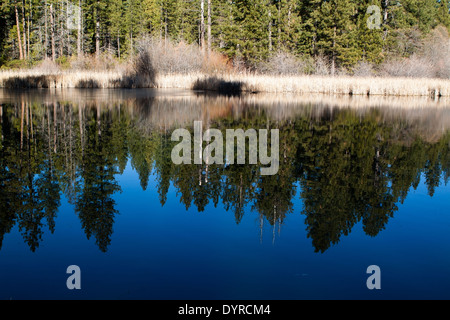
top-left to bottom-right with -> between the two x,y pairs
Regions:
1,69 -> 449,98
158,73 -> 450,97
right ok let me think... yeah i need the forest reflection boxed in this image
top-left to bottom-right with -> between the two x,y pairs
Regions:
1,89 -> 450,254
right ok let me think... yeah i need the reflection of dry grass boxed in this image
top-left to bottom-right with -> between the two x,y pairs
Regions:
132,92 -> 450,143
103,93 -> 450,143
2,87 -> 450,143
243,92 -> 450,109
252,94 -> 450,144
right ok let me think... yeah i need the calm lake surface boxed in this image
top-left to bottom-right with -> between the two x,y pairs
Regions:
1,88 -> 450,300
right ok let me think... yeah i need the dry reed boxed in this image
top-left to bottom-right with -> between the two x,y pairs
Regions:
168,73 -> 450,97
1,69 -> 449,97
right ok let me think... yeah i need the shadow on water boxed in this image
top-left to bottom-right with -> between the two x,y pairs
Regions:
1,89 -> 450,253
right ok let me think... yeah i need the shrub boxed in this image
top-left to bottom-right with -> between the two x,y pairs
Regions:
380,25 -> 450,79
386,28 -> 423,58
257,51 -> 308,76
314,55 -> 331,76
135,37 -> 230,75
379,55 -> 434,78
421,25 -> 450,79
56,56 -> 71,69
1,59 -> 30,70
33,58 -> 61,74
69,53 -> 119,71
201,50 -> 232,74
352,60 -> 375,77
136,37 -> 203,74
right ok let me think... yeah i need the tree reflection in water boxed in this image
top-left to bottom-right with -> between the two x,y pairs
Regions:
1,90 -> 450,253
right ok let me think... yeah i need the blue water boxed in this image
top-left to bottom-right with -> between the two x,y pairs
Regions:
1,162 -> 449,300
1,89 -> 450,300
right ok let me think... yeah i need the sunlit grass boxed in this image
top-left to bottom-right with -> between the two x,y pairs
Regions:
164,73 -> 450,97
1,69 -> 449,97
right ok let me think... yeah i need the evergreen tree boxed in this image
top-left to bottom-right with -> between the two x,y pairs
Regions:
107,0 -> 125,58
437,0 -> 450,30
354,0 -> 385,64
228,0 -> 271,65
313,0 -> 359,72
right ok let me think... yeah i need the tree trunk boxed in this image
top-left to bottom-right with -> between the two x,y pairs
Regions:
200,0 -> 205,51
67,0 -> 71,56
97,104 -> 101,137
96,22 -> 100,57
77,0 -> 81,55
20,101 -> 24,150
272,206 -> 276,245
207,0 -> 212,54
22,0 -> 27,60
60,2 -> 64,58
130,30 -> 134,53
383,0 -> 389,40
268,8 -> 272,52
277,3 -> 281,48
50,3 -> 56,61
27,0 -> 31,59
15,5 -> 24,60
79,104 -> 84,156
53,103 -> 57,153
383,0 -> 389,23
331,26 -> 336,76
29,102 -> 33,142
25,102 -> 28,141
95,1 -> 100,58
44,0 -> 48,59
0,105 -> 3,142
259,213 -> 264,243
164,11 -> 167,48
288,1 -> 292,32
47,105 -> 52,173
117,34 -> 120,59
159,6 -> 163,41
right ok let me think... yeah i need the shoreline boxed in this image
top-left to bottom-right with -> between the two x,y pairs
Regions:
0,70 -> 449,97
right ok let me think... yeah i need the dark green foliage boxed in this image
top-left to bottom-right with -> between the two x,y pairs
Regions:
0,0 -> 447,70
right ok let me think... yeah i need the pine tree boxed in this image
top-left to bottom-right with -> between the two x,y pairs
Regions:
213,0 -> 237,57
123,0 -> 148,55
175,0 -> 201,44
296,0 -> 322,57
437,0 -> 450,30
82,0 -> 106,55
354,0 -> 385,64
228,0 -> 271,65
273,0 -> 299,52
144,0 -> 179,43
107,0 -> 124,58
313,0 -> 358,72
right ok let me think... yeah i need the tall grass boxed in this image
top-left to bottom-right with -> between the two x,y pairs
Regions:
158,73 -> 450,97
1,70 -> 449,97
